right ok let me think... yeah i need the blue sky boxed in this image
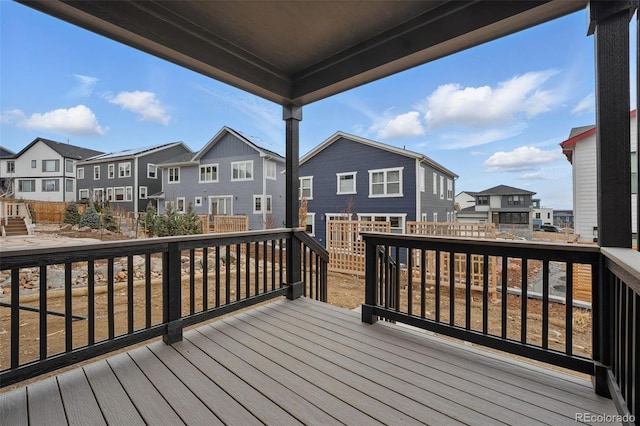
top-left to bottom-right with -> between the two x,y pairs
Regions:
1,2 -> 636,209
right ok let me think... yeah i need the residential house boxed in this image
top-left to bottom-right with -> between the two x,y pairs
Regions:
299,131 -> 457,245
6,138 -> 103,202
560,110 -> 637,244
76,142 -> 192,213
532,198 -> 554,230
157,127 -> 286,230
456,185 -> 536,231
0,146 -> 16,196
553,210 -> 574,229
454,191 -> 478,214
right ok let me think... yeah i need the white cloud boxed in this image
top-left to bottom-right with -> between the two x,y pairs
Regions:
0,109 -> 26,124
420,70 -> 561,130
106,90 -> 170,125
17,105 -> 108,135
571,93 -> 594,115
438,122 -> 527,149
375,111 -> 425,139
518,172 -> 545,180
483,146 -> 562,172
73,74 -> 98,97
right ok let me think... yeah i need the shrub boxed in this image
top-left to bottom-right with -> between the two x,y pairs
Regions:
144,202 -> 157,236
181,203 -> 201,235
64,203 -> 81,225
79,206 -> 100,229
101,205 -> 119,232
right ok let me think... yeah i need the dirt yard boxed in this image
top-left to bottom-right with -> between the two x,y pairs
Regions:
0,224 -> 593,379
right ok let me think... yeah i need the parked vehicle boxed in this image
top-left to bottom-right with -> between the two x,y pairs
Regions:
540,224 -> 563,233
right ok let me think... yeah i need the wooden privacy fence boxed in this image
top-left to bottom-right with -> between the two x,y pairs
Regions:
408,222 -> 498,299
1,199 -> 87,223
213,215 -> 249,233
327,220 -> 390,276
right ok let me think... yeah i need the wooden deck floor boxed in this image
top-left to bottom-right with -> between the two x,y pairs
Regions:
1,297 -> 619,425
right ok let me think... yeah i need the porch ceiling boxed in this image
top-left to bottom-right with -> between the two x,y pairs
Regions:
18,0 -> 586,106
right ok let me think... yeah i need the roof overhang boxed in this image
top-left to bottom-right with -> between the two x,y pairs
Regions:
18,0 -> 586,106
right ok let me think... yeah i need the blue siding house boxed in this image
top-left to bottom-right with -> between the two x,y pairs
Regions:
157,127 -> 286,230
299,132 -> 458,246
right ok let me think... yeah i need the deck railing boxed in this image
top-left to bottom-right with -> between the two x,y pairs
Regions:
361,232 -> 639,421
0,228 -> 328,388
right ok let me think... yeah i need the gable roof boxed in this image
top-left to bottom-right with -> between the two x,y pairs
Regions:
157,152 -> 199,168
475,185 -> 536,196
0,146 -> 16,158
300,131 -> 457,178
192,126 -> 284,162
560,110 -> 636,163
15,137 -> 104,160
83,142 -> 191,162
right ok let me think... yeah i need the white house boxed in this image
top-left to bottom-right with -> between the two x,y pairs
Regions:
8,138 -> 103,202
560,110 -> 638,244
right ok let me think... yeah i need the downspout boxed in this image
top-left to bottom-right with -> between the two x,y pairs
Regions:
134,156 -> 139,212
262,156 -> 267,229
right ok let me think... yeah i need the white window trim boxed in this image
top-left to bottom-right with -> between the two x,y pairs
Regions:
199,163 -> 219,183
265,160 -> 277,180
94,165 -> 100,180
94,188 -> 104,202
433,172 -> 438,194
79,189 -> 90,200
77,168 -> 84,179
114,186 -> 125,202
139,186 -> 148,199
447,178 -> 453,200
194,196 -> 203,207
231,160 -> 254,181
305,212 -> 316,236
208,195 -> 234,215
168,167 -> 180,183
439,176 -> 445,200
106,187 -> 114,202
147,164 -> 157,179
108,164 -> 115,179
336,171 -> 357,195
253,195 -> 273,214
419,167 -> 425,192
299,176 -> 313,200
368,167 -> 403,198
65,178 -> 74,192
357,213 -> 407,234
125,186 -> 133,202
118,162 -> 132,178
176,197 -> 186,213
65,159 -> 74,173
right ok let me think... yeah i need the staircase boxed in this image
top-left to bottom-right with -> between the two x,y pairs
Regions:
3,217 -> 29,236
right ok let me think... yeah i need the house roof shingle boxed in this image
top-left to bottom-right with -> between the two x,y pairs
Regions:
475,184 -> 536,196
83,142 -> 191,162
15,138 -> 104,160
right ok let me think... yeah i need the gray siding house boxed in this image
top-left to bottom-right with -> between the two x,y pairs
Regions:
299,131 -> 457,246
157,127 -> 286,230
456,184 -> 536,229
76,142 -> 192,212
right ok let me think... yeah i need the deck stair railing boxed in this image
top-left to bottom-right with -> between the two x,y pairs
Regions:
0,228 -> 328,388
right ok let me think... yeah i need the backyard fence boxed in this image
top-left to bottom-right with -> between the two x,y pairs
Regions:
0,199 -> 87,223
326,220 -> 390,276
213,215 -> 249,233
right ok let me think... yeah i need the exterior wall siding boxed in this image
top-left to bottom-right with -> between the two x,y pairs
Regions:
419,164 -> 455,221
137,145 -> 191,212
574,136 -> 598,242
77,159 -> 136,212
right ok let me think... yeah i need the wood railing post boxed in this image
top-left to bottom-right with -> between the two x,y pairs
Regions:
362,236 -> 378,324
163,242 -> 183,344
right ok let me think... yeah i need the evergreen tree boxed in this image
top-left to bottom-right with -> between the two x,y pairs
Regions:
79,206 -> 100,229
181,203 -> 201,235
101,205 -> 119,232
63,203 -> 81,225
144,202 -> 157,236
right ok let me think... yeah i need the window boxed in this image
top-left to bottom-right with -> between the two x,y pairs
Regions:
113,187 -> 125,201
209,196 -> 233,215
66,159 -> 74,173
94,165 -> 100,180
432,172 -> 437,194
439,176 -> 444,199
6,161 -> 15,173
299,176 -> 313,199
446,211 -> 453,222
108,164 -> 115,179
499,212 -> 529,224
305,213 -> 315,236
507,195 -> 525,205
42,159 -> 59,172
176,197 -> 186,213
147,164 -> 157,179
446,179 -> 453,200
126,186 -> 133,201
195,196 -> 202,207
106,188 -> 114,202
477,196 -> 489,205
199,164 -> 218,182
18,179 -> 35,192
77,168 -> 84,179
31,160 -> 36,169
369,167 -> 402,197
231,160 -> 253,181
118,162 -> 131,178
535,213 -> 541,219
165,201 -> 175,211
65,179 -> 73,192
336,172 -> 356,194
433,212 -> 438,222
253,195 -> 272,213
94,188 -> 104,203
42,179 -> 59,192
632,152 -> 638,194
419,168 -> 425,192
168,167 -> 180,183
358,214 -> 405,234
79,189 -> 89,200
265,160 -> 276,180
140,186 -> 147,199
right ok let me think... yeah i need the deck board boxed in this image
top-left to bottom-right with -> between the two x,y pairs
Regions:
0,297 -> 621,425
